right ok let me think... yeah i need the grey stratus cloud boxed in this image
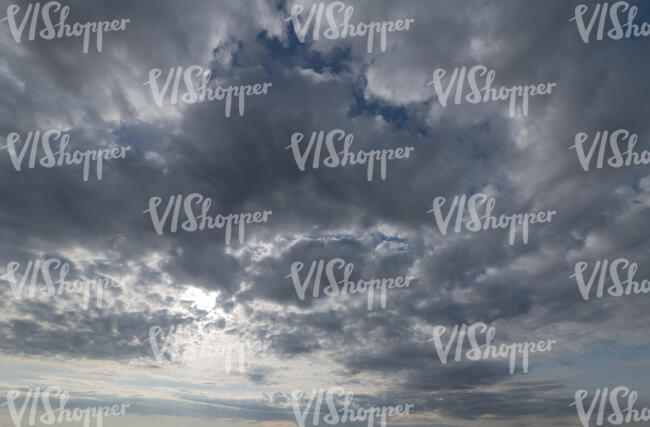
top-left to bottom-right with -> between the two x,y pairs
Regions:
0,0 -> 649,424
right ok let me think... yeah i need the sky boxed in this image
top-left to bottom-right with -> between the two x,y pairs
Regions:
0,0 -> 649,426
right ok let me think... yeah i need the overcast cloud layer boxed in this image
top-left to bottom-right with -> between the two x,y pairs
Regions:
0,0 -> 649,426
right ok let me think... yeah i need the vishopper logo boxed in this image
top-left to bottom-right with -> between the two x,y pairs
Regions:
428,322 -> 557,375
427,65 -> 557,117
143,193 -> 272,245
571,2 -> 650,43
1,258 -> 120,310
0,1 -> 130,53
143,65 -> 272,117
0,387 -> 130,427
290,387 -> 414,427
285,1 -> 415,53
428,193 -> 557,245
1,130 -> 131,182
571,130 -> 650,171
570,387 -> 650,426
145,325 -> 272,375
287,258 -> 413,310
286,129 -> 415,182
571,258 -> 649,301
